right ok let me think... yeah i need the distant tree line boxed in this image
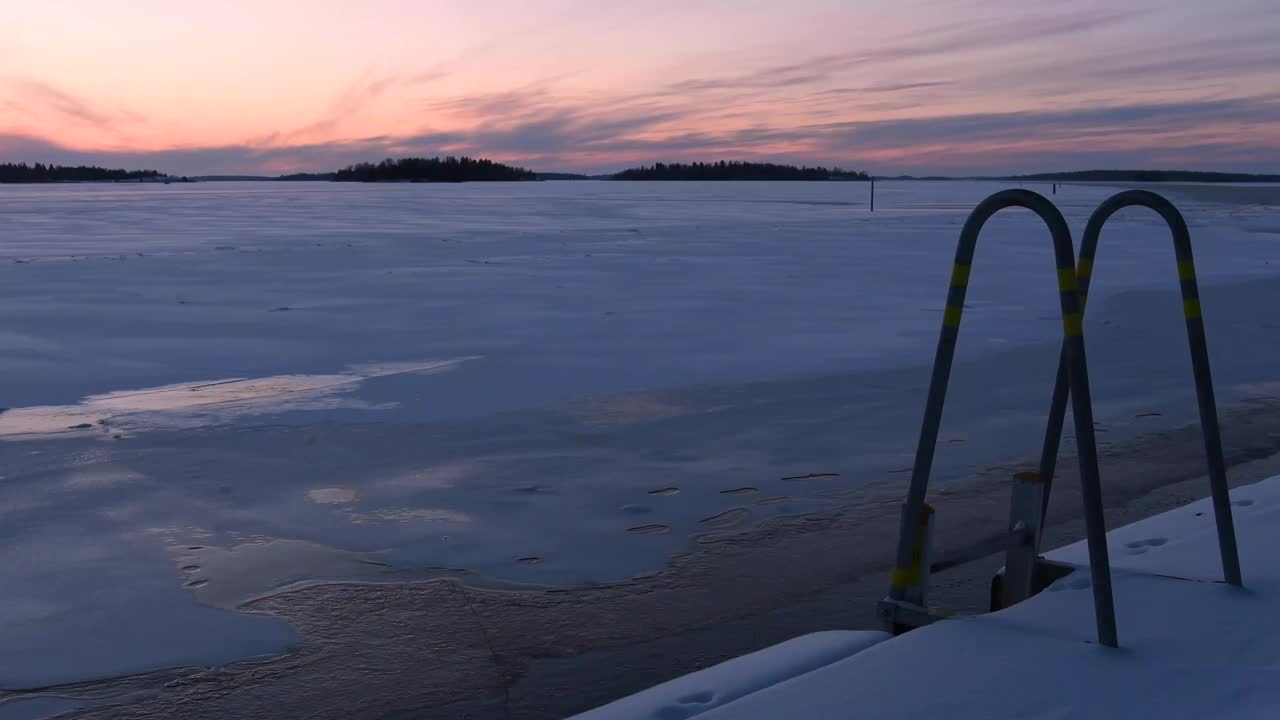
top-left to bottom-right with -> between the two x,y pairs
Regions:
0,162 -> 166,183
1007,170 -> 1280,183
613,161 -> 870,181
333,156 -> 536,182
278,172 -> 337,181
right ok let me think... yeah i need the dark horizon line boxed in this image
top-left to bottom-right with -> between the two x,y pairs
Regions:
4,160 -> 1279,184
192,167 -> 1280,184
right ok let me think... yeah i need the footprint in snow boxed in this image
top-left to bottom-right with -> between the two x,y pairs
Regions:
699,508 -> 751,529
754,496 -> 790,505
1125,537 -> 1168,554
626,524 -> 671,535
657,691 -> 717,720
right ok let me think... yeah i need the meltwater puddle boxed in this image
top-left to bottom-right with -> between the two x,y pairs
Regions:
174,539 -> 401,608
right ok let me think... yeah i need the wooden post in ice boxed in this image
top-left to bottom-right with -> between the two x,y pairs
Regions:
870,176 -> 876,212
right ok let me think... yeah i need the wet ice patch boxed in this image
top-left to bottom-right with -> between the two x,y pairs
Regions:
352,508 -> 472,523
0,330 -> 62,354
0,695 -> 85,720
374,462 -> 475,494
0,527 -> 298,690
62,468 -> 147,489
307,487 -> 358,504
0,358 -> 476,440
175,539 -> 393,608
570,393 -> 689,427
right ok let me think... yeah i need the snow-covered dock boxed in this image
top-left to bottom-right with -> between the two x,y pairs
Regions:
575,476 -> 1279,719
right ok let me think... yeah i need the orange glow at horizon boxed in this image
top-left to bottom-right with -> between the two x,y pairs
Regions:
2,0 -> 1278,174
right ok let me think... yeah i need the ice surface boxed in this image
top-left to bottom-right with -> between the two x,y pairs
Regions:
568,631 -> 889,720
3,180 -> 1280,686
677,477 -> 1280,720
0,696 -> 84,720
0,521 -> 299,689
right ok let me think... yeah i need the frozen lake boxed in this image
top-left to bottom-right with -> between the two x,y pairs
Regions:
2,180 -> 1279,688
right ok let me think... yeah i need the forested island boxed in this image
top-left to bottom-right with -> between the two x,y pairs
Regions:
14,160 -> 1271,186
333,156 -> 536,182
277,172 -> 337,181
1004,170 -> 1280,183
0,163 -> 168,183
613,161 -> 869,181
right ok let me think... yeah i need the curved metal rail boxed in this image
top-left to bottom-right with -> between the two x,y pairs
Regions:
1034,189 -> 1243,587
886,188 -> 1118,647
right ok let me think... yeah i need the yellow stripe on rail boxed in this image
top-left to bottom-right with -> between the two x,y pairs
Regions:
1063,313 -> 1083,337
943,304 -> 963,327
1178,260 -> 1197,282
1057,267 -> 1077,291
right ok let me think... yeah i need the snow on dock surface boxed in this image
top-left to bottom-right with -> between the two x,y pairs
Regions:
568,631 -> 889,720
581,476 -> 1280,719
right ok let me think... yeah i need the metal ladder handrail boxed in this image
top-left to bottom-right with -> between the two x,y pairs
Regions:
883,188 -> 1119,648
1033,189 -> 1243,587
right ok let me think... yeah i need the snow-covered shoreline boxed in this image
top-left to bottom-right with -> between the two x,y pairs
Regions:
10,416 -> 1280,719
3,180 -> 1278,706
575,471 -> 1280,719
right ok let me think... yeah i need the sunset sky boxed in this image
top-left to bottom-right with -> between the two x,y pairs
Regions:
1,0 -> 1277,175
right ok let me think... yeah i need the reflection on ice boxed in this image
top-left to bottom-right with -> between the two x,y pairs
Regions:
352,508 -> 473,524
0,358 -> 476,439
308,487 -> 359,504
175,539 -> 395,608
